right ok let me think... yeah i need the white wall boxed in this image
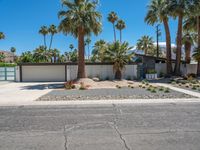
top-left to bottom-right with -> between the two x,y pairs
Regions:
20,64 -> 137,82
22,65 -> 66,82
155,63 -> 198,76
67,65 -> 137,81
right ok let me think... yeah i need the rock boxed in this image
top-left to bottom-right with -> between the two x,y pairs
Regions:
92,77 -> 100,82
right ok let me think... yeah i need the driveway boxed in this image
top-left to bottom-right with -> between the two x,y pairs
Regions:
0,82 -> 55,106
1,103 -> 200,150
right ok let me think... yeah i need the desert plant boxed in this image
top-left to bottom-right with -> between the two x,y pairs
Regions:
64,81 -> 76,90
164,88 -> 170,93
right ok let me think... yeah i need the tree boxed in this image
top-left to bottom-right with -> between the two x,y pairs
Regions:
39,26 -> 49,48
182,32 -> 194,64
65,49 -> 78,62
52,48 -> 60,63
136,36 -> 154,55
58,54 -> 66,63
0,53 -> 5,62
48,25 -> 58,50
10,47 -> 16,54
33,46 -> 50,63
69,44 -> 74,51
145,0 -> 173,75
116,19 -> 126,43
168,0 -> 189,75
91,40 -> 108,62
0,32 -> 5,40
85,37 -> 91,60
19,51 -> 33,63
108,12 -> 118,42
58,0 -> 102,78
105,41 -> 134,80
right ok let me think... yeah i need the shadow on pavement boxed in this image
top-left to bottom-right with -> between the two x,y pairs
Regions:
21,83 -> 64,90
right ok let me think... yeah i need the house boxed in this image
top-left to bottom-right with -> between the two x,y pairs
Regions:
0,50 -> 15,63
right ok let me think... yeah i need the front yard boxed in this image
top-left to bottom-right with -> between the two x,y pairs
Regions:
37,79 -> 195,101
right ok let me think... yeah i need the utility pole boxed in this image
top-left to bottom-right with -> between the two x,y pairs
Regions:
156,24 -> 161,58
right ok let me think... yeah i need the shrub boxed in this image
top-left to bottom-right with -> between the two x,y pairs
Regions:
139,84 -> 142,88
0,63 -> 17,67
159,87 -> 164,91
164,88 -> 170,93
131,86 -> 134,89
151,88 -> 157,93
192,86 -> 197,90
147,69 -> 157,74
147,87 -> 151,91
116,85 -> 122,89
64,81 -> 76,90
159,72 -> 165,78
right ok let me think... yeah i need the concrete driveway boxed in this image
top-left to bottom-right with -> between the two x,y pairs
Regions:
0,82 -> 55,106
1,103 -> 200,150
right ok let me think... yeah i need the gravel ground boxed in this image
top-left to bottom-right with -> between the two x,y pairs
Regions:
37,87 -> 194,101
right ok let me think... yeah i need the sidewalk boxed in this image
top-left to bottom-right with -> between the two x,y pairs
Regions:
156,83 -> 200,98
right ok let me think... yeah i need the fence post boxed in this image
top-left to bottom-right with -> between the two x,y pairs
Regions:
4,67 -> 7,81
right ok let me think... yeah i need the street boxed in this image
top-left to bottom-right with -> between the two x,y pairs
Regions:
0,103 -> 200,150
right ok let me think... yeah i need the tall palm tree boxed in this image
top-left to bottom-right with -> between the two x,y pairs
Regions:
136,36 -> 154,55
91,40 -> 108,62
108,12 -> 118,42
39,26 -> 49,49
168,0 -> 189,75
116,19 -> 126,43
48,25 -> 58,50
0,32 -> 5,40
10,47 -> 16,54
58,0 -> 102,78
145,0 -> 172,75
85,37 -> 91,59
105,41 -> 134,80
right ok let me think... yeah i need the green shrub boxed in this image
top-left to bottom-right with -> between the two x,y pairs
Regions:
151,88 -> 157,93
0,63 -> 17,67
164,88 -> 170,93
159,87 -> 164,91
64,81 -> 76,90
192,86 -> 197,90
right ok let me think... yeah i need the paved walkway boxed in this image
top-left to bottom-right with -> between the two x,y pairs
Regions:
156,83 -> 200,98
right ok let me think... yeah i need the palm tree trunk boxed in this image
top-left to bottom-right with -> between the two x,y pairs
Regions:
77,27 -> 86,78
115,69 -> 122,80
174,14 -> 183,76
113,23 -> 116,42
49,34 -> 53,50
163,19 -> 173,75
197,16 -> 200,76
185,41 -> 191,64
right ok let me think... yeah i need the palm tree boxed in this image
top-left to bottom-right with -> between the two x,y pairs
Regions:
136,36 -> 154,55
145,0 -> 172,75
10,47 -> 16,54
58,0 -> 102,78
33,46 -> 50,63
58,54 -> 66,63
65,49 -> 78,62
52,49 -> 60,63
39,26 -> 49,49
19,51 -> 33,63
108,12 -> 118,42
48,25 -> 58,50
168,0 -> 189,75
91,40 -> 108,62
0,32 -> 5,40
182,32 -> 194,64
105,41 -> 134,80
69,44 -> 74,51
116,19 -> 126,43
85,37 -> 91,60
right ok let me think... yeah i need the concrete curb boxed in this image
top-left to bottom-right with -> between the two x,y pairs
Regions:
1,98 -> 200,107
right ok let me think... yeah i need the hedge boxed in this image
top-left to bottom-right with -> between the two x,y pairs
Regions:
0,63 -> 17,67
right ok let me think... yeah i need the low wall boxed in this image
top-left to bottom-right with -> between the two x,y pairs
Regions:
155,63 -> 197,76
19,63 -> 137,82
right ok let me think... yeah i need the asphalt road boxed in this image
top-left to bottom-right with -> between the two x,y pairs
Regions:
1,103 -> 200,150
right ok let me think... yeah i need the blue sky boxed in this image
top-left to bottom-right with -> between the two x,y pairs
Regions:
0,0 -> 178,55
